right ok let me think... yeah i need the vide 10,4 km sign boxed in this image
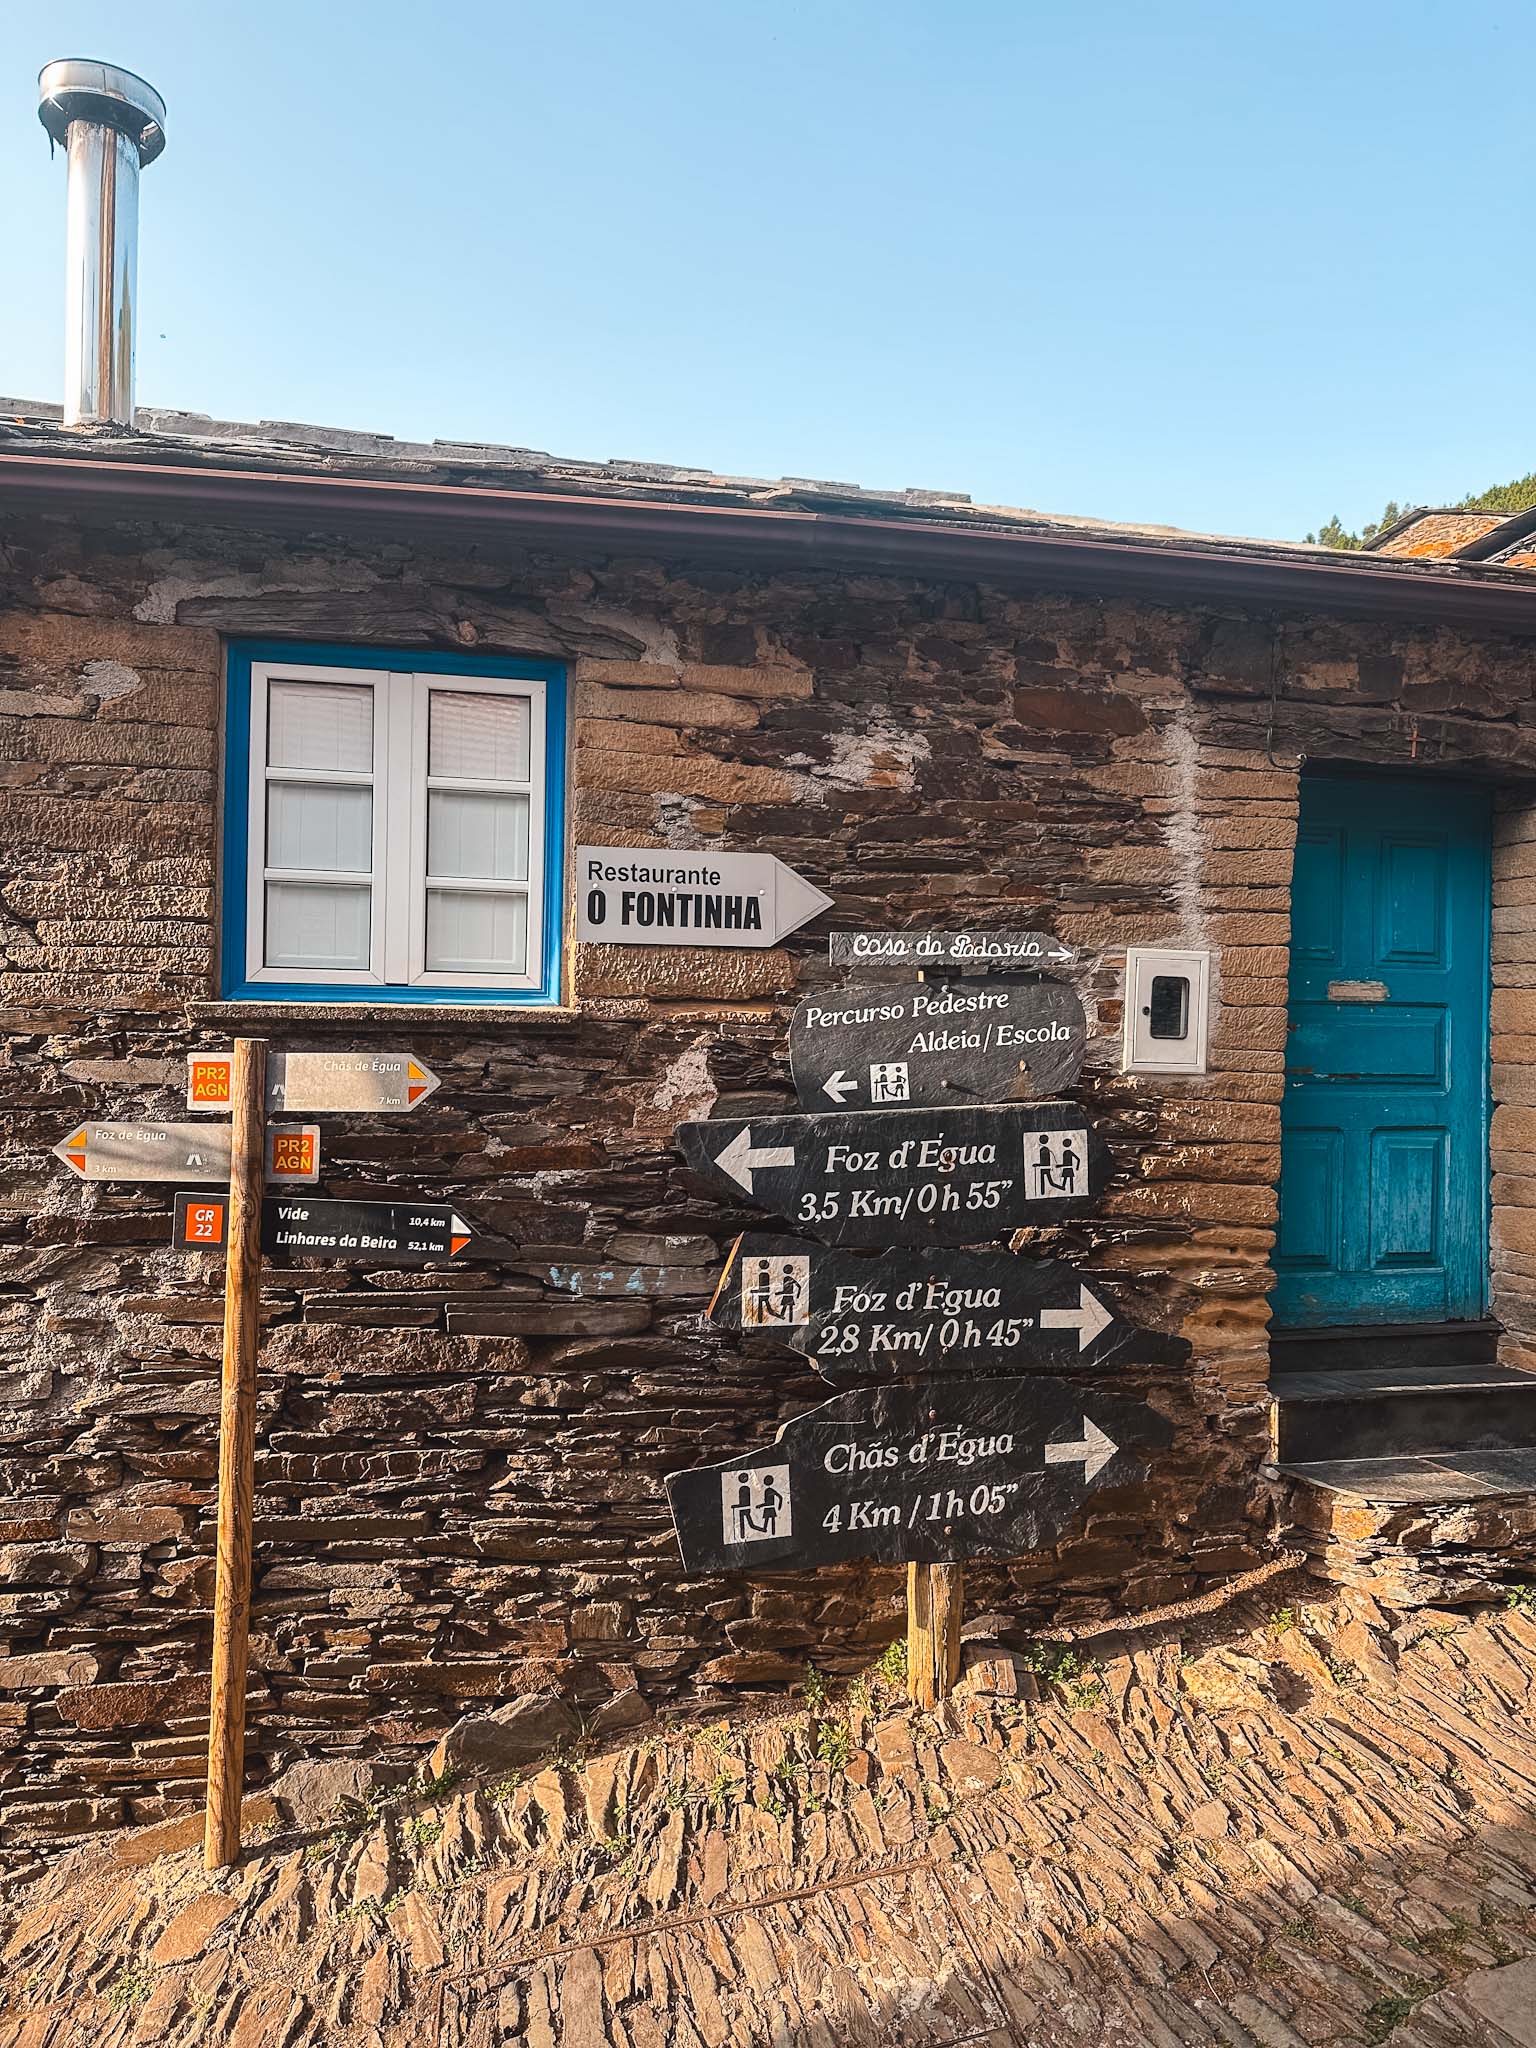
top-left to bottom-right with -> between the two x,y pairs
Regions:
675,1102 -> 1108,1246
666,1377 -> 1172,1572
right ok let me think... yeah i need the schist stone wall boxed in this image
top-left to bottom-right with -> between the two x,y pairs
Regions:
2,504 -> 1535,1848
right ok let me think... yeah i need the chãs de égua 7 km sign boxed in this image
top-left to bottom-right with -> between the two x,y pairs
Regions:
575,845 -> 832,948
710,1234 -> 1189,1383
666,1376 -> 1171,1572
188,1050 -> 441,1114
788,977 -> 1087,1111
675,1102 -> 1108,1245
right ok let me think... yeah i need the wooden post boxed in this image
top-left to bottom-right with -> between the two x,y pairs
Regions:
205,1037 -> 266,1871
907,1561 -> 964,1709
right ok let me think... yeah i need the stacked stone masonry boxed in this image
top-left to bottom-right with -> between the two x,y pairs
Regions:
1,504 -> 1534,1851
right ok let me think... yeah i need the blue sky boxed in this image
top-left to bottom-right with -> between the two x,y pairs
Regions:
4,1 -> 1530,541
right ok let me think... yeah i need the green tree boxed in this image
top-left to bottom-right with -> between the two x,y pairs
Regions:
1307,474 -> 1536,549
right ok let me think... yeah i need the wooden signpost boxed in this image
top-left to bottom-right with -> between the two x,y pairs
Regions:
676,1102 -> 1107,1245
829,930 -> 1078,973
173,1191 -> 474,1262
205,1039 -> 266,1872
787,977 -> 1088,1110
710,1233 -> 1189,1382
665,1378 -> 1171,1572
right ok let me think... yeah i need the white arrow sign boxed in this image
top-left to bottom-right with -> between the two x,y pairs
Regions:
1044,1416 -> 1119,1484
714,1127 -> 797,1193
576,845 -> 832,949
1040,1284 -> 1115,1353
822,1069 -> 858,1104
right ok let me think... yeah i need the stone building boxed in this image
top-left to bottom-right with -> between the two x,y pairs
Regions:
3,394 -> 1536,1855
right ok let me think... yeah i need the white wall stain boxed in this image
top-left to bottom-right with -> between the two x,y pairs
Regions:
810,722 -> 931,793
1161,707 -> 1211,952
80,659 -> 140,703
649,1033 -> 718,1126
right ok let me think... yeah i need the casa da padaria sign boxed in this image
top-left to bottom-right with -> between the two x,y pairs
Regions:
666,1377 -> 1172,1572
788,977 -> 1087,1111
710,1234 -> 1189,1384
674,1102 -> 1109,1246
828,929 -> 1078,974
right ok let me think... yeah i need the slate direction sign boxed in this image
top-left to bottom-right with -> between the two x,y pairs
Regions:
711,1235 -> 1189,1383
173,1191 -> 474,1262
666,1378 -> 1171,1571
789,978 -> 1087,1111
829,931 -> 1078,974
187,1051 -> 441,1115
575,845 -> 832,948
675,1102 -> 1108,1246
53,1122 -> 321,1184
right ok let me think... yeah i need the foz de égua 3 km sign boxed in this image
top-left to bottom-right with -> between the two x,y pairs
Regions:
576,845 -> 831,948
711,1234 -> 1189,1382
788,978 -> 1087,1110
675,1102 -> 1107,1246
665,1377 -> 1171,1571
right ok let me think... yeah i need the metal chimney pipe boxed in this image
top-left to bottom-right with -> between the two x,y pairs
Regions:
37,60 -> 166,428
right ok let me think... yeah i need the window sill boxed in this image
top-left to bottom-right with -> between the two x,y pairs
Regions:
187,999 -> 584,1026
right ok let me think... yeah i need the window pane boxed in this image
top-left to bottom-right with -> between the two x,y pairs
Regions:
267,681 -> 373,772
266,882 -> 371,970
429,690 -> 531,782
267,782 -> 372,873
425,888 -> 528,973
428,790 -> 529,881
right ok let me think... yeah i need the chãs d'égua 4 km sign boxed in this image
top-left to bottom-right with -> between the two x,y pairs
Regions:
788,977 -> 1087,1111
674,1102 -> 1108,1247
710,1234 -> 1189,1383
666,1377 -> 1172,1571
574,845 -> 832,948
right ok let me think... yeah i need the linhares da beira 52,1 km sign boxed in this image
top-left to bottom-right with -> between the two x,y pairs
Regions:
575,845 -> 832,947
675,1102 -> 1108,1247
710,1233 -> 1189,1383
788,977 -> 1087,1111
666,1377 -> 1172,1572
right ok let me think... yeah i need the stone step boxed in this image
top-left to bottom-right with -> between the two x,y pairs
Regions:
1279,1444 -> 1536,1504
1271,1362 -> 1536,1464
1269,1318 -> 1501,1376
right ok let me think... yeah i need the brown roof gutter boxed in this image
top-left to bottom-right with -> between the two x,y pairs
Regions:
5,448 -> 1536,633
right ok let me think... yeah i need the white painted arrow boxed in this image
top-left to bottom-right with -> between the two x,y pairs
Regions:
1044,1417 -> 1118,1484
1040,1284 -> 1114,1352
823,1069 -> 858,1104
1049,946 -> 1075,961
715,1127 -> 797,1193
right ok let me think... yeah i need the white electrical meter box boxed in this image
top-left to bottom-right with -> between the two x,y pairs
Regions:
1123,947 -> 1210,1074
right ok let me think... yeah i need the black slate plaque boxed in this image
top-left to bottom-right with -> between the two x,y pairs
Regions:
789,977 -> 1087,1111
675,1102 -> 1108,1246
828,930 -> 1078,974
710,1234 -> 1189,1383
666,1377 -> 1171,1571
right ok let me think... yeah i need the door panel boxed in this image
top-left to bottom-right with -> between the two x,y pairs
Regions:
1274,777 -> 1489,1327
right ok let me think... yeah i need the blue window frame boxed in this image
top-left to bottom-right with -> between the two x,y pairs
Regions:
221,640 -> 567,1004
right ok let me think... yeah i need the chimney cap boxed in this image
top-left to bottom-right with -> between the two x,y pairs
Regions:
38,59 -> 165,164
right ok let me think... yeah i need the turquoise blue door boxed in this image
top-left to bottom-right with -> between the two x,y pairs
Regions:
1274,776 -> 1490,1328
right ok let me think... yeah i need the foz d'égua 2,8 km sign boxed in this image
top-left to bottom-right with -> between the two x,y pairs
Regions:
675,1103 -> 1108,1246
710,1233 -> 1189,1383
666,1377 -> 1171,1571
788,977 -> 1087,1111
